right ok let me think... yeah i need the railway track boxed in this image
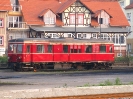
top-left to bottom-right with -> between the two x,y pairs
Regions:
31,92 -> 133,99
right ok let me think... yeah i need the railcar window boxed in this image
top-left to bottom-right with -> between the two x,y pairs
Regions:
37,45 -> 44,53
48,45 -> 52,53
17,44 -> 22,53
13,44 -> 17,53
26,45 -> 30,53
109,46 -> 113,53
9,44 -> 13,51
70,45 -> 81,53
74,49 -> 78,53
100,45 -> 106,53
86,45 -> 92,53
78,49 -> 81,53
70,49 -> 74,53
63,45 -> 68,53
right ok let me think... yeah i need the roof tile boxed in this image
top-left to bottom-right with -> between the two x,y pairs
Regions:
19,0 -> 129,26
0,0 -> 12,11
81,0 -> 129,26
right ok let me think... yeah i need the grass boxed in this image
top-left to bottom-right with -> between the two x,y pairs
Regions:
0,80 -> 28,85
78,78 -> 133,87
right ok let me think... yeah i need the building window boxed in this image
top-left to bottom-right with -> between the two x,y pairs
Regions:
53,33 -> 59,38
70,14 -> 75,24
119,36 -> 124,44
45,17 -> 55,24
83,34 -> 87,38
99,18 -> 109,25
68,33 -> 73,38
117,53 -> 122,57
127,44 -> 131,52
77,34 -> 81,38
92,33 -> 97,38
119,1 -> 124,8
0,36 -> 3,45
78,14 -> 83,24
69,13 -> 84,25
127,13 -> 131,21
8,16 -> 22,28
0,19 -> 4,27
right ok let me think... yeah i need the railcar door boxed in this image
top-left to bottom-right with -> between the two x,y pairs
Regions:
61,45 -> 69,62
53,44 -> 62,62
24,44 -> 31,63
92,44 -> 99,61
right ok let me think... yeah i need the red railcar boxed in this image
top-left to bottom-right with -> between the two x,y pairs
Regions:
8,38 -> 114,71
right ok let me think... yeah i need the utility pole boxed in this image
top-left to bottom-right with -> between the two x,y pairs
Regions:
99,10 -> 102,38
75,0 -> 77,39
119,34 -> 121,57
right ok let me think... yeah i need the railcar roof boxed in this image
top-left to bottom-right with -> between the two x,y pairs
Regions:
8,38 -> 113,44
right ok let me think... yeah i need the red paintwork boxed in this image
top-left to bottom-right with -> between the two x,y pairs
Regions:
8,42 -> 114,64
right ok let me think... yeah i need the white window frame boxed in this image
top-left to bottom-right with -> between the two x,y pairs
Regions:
0,36 -> 4,45
127,44 -> 131,52
70,13 -> 84,25
70,14 -> 75,24
44,17 -> 55,24
83,34 -> 87,38
68,33 -> 73,38
119,1 -> 124,8
92,33 -> 97,38
0,19 -> 4,27
78,14 -> 83,24
127,13 -> 131,21
53,33 -> 59,38
8,16 -> 22,28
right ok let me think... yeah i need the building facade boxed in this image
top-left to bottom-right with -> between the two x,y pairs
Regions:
5,0 -> 131,57
0,0 -> 12,56
125,2 -> 133,55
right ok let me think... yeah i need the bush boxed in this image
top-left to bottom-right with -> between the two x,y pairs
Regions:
115,56 -> 133,63
115,57 -> 129,62
0,56 -> 8,63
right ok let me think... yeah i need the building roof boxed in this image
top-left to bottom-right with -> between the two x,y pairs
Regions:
8,37 -> 113,44
125,2 -> 133,9
19,0 -> 129,26
19,0 -> 67,25
0,0 -> 12,11
30,26 -> 130,33
81,0 -> 129,26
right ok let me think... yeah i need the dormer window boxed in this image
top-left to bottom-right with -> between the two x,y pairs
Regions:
44,17 -> 55,24
41,9 -> 56,25
99,18 -> 109,25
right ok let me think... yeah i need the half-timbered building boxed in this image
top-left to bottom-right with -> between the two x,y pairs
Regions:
7,0 -> 130,57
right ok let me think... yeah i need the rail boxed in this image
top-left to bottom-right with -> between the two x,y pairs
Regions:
30,92 -> 133,99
